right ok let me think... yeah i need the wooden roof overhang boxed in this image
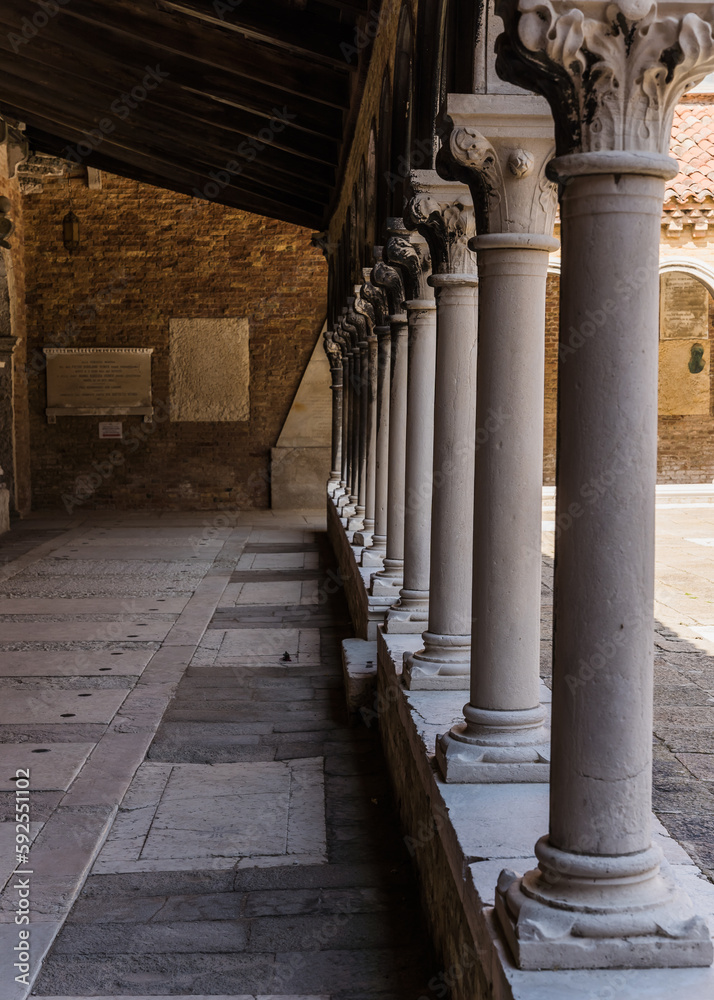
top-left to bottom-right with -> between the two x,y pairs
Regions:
0,0 -> 377,228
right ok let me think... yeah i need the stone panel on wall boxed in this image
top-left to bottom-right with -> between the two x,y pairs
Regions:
659,340 -> 710,416
169,318 -> 249,422
660,272 -> 709,340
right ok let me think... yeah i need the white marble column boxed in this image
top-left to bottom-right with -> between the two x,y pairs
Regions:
347,292 -> 370,531
435,96 -> 558,781
370,241 -> 408,595
323,329 -> 343,497
354,267 -> 386,548
383,230 -> 436,632
494,0 -> 714,970
334,320 -> 352,507
361,254 -> 391,566
402,174 -> 478,688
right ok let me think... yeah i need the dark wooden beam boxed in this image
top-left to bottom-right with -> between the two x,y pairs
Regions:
3,1 -> 350,109
0,53 -> 340,174
2,99 -> 332,210
26,124 -> 325,229
156,0 -> 359,67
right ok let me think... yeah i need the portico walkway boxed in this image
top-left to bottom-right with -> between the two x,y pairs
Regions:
0,510 -> 436,1000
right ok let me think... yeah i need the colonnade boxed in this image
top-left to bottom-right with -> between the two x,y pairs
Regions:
324,0 -> 714,972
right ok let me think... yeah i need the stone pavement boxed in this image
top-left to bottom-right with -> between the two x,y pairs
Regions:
0,511 -> 437,1000
0,499 -> 713,999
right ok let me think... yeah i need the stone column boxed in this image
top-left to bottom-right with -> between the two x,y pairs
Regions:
434,95 -> 558,781
493,0 -> 714,969
347,292 -> 370,531
323,329 -> 343,497
402,173 -> 478,688
370,243 -> 408,594
337,309 -> 358,517
383,229 -> 436,632
361,252 -> 391,566
354,267 -> 387,548
335,319 -> 353,512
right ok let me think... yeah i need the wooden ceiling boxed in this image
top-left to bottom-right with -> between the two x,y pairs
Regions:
0,0 -> 377,228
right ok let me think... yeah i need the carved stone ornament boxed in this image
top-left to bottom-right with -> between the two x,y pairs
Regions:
446,122 -> 557,236
496,0 -> 714,157
383,232 -> 433,302
323,329 -> 343,372
403,171 -> 477,275
371,258 -> 406,316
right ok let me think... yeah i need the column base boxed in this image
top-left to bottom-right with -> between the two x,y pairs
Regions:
496,837 -> 714,970
402,633 -> 470,689
352,530 -> 373,547
436,730 -> 549,784
436,703 -> 550,782
361,535 -> 386,566
385,591 -> 429,633
371,559 -> 404,595
347,514 -> 365,531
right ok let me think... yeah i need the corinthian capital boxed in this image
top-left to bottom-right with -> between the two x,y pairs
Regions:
403,170 -> 477,275
371,256 -> 406,317
360,265 -> 389,328
441,94 -> 557,237
495,1 -> 714,157
383,230 -> 433,302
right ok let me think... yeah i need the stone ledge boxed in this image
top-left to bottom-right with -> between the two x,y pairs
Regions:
376,631 -> 714,999
341,637 -> 377,725
326,497 -> 391,639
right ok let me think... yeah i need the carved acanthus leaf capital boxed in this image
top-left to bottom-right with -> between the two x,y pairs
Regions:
496,1 -> 714,157
443,111 -> 557,237
323,329 -> 343,372
371,258 -> 406,316
403,170 -> 477,275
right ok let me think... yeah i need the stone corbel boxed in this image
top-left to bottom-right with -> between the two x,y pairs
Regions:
0,118 -> 29,181
440,94 -> 557,238
495,0 -> 714,160
403,170 -> 477,275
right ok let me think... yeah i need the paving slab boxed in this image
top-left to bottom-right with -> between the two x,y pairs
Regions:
0,689 -> 129,725
92,758 -> 326,874
0,620 -> 173,643
0,650 -> 153,677
0,744 -> 95,791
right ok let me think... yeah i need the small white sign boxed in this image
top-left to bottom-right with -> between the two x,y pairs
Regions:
98,421 -> 123,440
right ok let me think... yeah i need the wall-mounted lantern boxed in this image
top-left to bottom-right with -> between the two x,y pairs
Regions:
62,210 -> 80,252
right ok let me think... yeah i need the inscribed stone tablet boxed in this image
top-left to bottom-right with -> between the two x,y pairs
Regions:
660,273 -> 710,340
44,348 -> 153,408
169,318 -> 249,422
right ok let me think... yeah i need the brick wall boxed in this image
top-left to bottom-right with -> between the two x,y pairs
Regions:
544,269 -> 714,485
19,171 -> 326,512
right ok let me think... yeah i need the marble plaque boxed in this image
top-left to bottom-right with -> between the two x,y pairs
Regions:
659,340 -> 710,416
660,273 -> 710,340
44,347 -> 153,419
169,318 -> 249,422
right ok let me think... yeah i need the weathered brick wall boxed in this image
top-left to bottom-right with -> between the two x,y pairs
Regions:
544,258 -> 714,485
0,175 -> 31,515
20,171 -> 326,512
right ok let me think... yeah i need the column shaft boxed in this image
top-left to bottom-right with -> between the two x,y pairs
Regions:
405,278 -> 477,681
386,300 -> 436,628
372,315 -> 408,590
362,327 -> 390,565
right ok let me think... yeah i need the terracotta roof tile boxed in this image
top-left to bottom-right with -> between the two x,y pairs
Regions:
667,100 -> 714,204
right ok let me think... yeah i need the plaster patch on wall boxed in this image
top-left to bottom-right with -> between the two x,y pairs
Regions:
659,340 -> 710,415
169,317 -> 249,422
